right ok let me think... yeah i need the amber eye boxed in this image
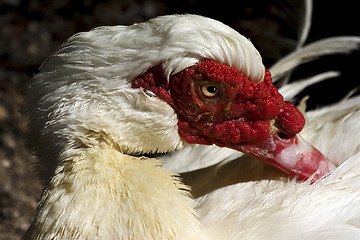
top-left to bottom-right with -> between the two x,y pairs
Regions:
200,84 -> 219,98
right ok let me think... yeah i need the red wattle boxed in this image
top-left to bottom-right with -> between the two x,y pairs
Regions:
277,101 -> 305,137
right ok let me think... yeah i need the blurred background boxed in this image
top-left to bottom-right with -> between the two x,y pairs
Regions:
0,0 -> 358,239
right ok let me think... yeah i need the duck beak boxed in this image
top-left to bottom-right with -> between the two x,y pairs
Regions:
233,128 -> 336,181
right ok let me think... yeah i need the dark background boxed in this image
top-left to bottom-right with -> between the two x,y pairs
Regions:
0,1 -> 359,239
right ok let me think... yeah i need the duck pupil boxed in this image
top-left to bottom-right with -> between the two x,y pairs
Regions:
207,86 -> 217,93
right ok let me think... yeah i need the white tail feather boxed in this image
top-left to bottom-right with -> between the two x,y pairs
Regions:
270,36 -> 360,81
279,71 -> 340,101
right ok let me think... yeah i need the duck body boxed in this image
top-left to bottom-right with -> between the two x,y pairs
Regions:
23,13 -> 360,240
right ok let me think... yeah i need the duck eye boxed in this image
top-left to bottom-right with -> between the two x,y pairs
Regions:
201,84 -> 219,98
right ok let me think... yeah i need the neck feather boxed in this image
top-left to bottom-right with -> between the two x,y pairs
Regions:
24,142 -> 204,239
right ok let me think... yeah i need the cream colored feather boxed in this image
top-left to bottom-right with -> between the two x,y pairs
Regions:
24,2 -> 360,239
24,144 -> 205,239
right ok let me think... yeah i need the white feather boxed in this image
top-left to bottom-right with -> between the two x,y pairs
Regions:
302,96 -> 360,166
196,152 -> 360,240
23,5 -> 360,239
279,71 -> 340,101
270,37 -> 360,81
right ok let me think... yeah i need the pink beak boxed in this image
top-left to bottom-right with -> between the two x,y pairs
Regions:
233,127 -> 337,181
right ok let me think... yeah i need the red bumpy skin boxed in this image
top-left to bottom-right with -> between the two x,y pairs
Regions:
169,60 -> 303,146
132,59 -> 336,181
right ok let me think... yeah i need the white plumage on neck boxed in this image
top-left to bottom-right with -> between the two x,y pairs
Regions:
23,144 -> 205,239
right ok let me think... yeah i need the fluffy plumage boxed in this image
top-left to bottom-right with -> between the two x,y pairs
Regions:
24,8 -> 360,240
24,148 -> 205,239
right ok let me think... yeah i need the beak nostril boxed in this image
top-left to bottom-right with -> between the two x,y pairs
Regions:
277,132 -> 291,140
